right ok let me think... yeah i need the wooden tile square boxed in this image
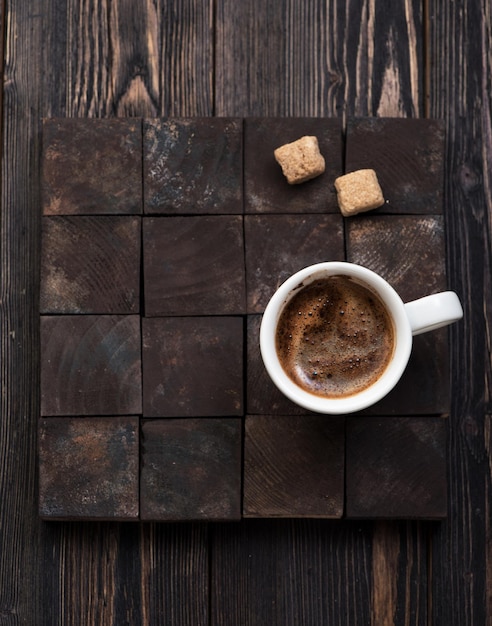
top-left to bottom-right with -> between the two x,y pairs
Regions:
40,315 -> 142,416
346,215 -> 447,301
144,118 -> 243,215
142,317 -> 243,417
143,216 -> 246,316
40,216 -> 141,314
246,315 -> 308,416
245,214 -> 344,313
140,418 -> 242,521
345,118 -> 445,214
347,215 -> 449,415
39,417 -> 139,520
42,118 -> 142,215
243,415 -> 345,518
244,118 -> 343,214
346,417 -> 447,519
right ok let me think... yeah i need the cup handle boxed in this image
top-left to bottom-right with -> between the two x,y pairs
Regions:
404,291 -> 463,336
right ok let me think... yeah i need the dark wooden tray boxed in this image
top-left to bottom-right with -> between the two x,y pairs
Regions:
39,116 -> 448,521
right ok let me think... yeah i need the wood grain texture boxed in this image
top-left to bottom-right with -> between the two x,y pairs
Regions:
428,0 -> 492,624
40,216 -> 141,314
143,216 -> 246,316
211,520 -> 372,625
140,523 -> 209,626
0,0 -> 43,621
211,520 -> 428,626
345,117 -> 445,213
214,2 -> 430,624
243,415 -> 345,518
40,315 -> 142,417
62,0 -> 214,118
215,0 -> 423,117
3,0 -> 213,622
371,521 -> 428,626
41,0 -> 214,118
41,522 -> 209,626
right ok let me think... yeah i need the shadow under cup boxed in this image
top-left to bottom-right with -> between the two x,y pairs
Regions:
260,263 -> 413,415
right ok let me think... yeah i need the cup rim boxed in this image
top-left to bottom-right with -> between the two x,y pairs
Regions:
259,262 -> 413,414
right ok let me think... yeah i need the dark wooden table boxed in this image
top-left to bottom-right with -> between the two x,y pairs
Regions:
1,1 -> 490,624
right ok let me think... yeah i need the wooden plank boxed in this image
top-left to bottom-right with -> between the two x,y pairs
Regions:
0,0 -> 44,621
142,316 -> 243,418
41,523 -> 144,624
212,519 -> 429,625
427,0 -> 492,624
371,521 -> 428,626
41,521 -> 209,626
40,216 -> 141,314
215,0 -> 423,118
243,415 -> 345,518
144,117 -> 243,214
143,215 -> 246,316
61,0 -> 214,118
140,523 -> 209,625
39,417 -> 140,520
140,419 -> 242,521
40,315 -> 142,416
211,519 -> 375,625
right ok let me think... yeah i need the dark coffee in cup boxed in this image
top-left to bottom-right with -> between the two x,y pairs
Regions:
275,275 -> 395,398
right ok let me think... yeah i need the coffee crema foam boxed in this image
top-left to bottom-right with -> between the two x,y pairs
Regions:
275,275 -> 395,399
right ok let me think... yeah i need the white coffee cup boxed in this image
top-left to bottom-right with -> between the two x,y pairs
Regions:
260,262 -> 463,414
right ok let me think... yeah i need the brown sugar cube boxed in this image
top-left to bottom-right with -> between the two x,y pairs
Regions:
334,169 -> 385,216
274,136 -> 325,184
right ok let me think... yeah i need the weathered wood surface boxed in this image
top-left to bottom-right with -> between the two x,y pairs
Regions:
346,417 -> 447,519
41,215 -> 141,314
42,118 -> 143,215
142,316 -> 244,418
140,418 -> 242,521
40,315 -> 142,416
244,118 -> 343,213
143,215 -> 246,316
39,417 -> 140,520
144,117 -> 243,214
344,117 -> 445,213
243,415 -> 345,518
1,1 -> 490,626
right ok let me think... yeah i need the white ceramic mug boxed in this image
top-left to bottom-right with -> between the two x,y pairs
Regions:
260,262 -> 463,414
